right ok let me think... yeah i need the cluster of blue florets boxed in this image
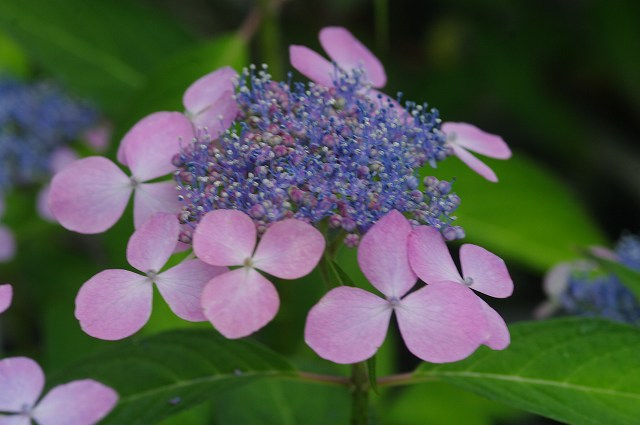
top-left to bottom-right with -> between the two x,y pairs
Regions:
560,234 -> 640,325
0,77 -> 98,194
174,66 -> 462,245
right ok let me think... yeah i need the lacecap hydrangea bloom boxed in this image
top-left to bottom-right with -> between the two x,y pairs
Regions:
49,27 -> 513,364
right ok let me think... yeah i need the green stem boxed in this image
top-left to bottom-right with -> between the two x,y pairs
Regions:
374,0 -> 389,54
258,0 -> 285,80
350,362 -> 370,425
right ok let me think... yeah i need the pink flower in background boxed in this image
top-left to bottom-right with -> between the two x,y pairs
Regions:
0,357 -> 117,425
193,209 -> 325,338
37,147 -> 79,222
0,198 -> 15,263
408,225 -> 513,350
290,27 -> 386,89
75,213 -> 226,340
441,122 -> 512,183
82,122 -> 112,153
0,284 -> 12,314
305,210 -> 490,364
49,112 -> 193,234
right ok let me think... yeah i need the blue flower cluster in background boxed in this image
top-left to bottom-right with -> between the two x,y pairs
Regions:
0,77 -> 98,195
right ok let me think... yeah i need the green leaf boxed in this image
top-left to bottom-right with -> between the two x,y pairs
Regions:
414,318 -> 640,425
0,30 -> 29,77
425,152 -> 606,271
50,329 -> 296,425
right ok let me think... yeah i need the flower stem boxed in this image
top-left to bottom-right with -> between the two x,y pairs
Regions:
350,362 -> 370,425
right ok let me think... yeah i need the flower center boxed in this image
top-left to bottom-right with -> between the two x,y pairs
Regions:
243,257 -> 254,268
146,270 -> 158,282
130,176 -> 141,188
388,296 -> 401,309
463,276 -> 474,286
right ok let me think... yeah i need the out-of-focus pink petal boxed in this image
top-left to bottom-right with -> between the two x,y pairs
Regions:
83,123 -> 112,153
49,147 -> 78,173
36,185 -> 55,222
0,225 -> 16,262
0,284 -> 12,314
75,269 -> 152,340
305,286 -> 392,364
450,144 -> 499,183
0,357 -> 44,412
395,282 -> 488,363
49,157 -> 132,234
319,27 -> 386,88
201,268 -> 279,338
588,245 -> 619,262
127,213 -> 179,273
125,112 -> 194,182
479,299 -> 510,350
32,380 -> 118,425
442,122 -> 511,159
252,219 -> 325,279
408,225 -> 461,285
183,67 -> 238,132
193,210 -> 257,267
289,45 -> 336,87
133,182 -> 181,229
116,137 -> 128,166
155,259 -> 227,321
460,244 -> 513,298
357,210 -> 416,298
543,262 -> 573,299
0,415 -> 31,425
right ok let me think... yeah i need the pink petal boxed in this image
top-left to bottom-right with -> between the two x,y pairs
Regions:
395,282 -> 488,363
408,225 -> 462,285
201,268 -> 279,338
49,147 -> 78,173
83,123 -> 112,153
588,245 -> 619,262
0,357 -> 44,412
75,269 -> 152,340
133,182 -> 181,229
189,90 -> 238,135
0,284 -> 12,314
49,157 -> 133,234
304,286 -> 392,364
183,67 -> 239,133
479,299 -> 510,350
192,209 -> 257,267
442,122 -> 511,159
543,262 -> 573,299
125,112 -> 194,182
116,137 -> 128,166
460,244 -> 513,298
0,416 -> 31,425
36,185 -> 55,222
357,210 -> 417,298
127,213 -> 180,273
252,219 -> 325,279
319,27 -> 386,88
0,225 -> 16,262
32,380 -> 118,425
450,144 -> 499,183
289,45 -> 336,87
155,259 -> 227,321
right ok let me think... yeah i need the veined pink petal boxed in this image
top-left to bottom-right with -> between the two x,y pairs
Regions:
252,219 -> 325,279
193,210 -> 257,267
0,415 -> 31,425
289,45 -> 336,87
133,182 -> 181,229
189,89 -> 238,136
125,112 -> 194,182
442,122 -> 511,159
0,357 -> 44,412
155,259 -> 227,321
32,380 -> 118,425
75,269 -> 152,340
0,284 -> 12,314
450,144 -> 498,183
357,210 -> 417,298
460,244 -> 513,298
479,299 -> 510,350
183,67 -> 239,132
305,286 -> 392,364
0,225 -> 16,262
395,282 -> 488,363
49,157 -> 132,234
127,213 -> 180,273
319,27 -> 386,88
408,225 -> 461,285
201,268 -> 279,338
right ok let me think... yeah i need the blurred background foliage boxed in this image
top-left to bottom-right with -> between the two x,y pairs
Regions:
0,0 -> 639,424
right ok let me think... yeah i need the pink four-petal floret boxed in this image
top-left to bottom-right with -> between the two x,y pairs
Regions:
193,209 -> 326,339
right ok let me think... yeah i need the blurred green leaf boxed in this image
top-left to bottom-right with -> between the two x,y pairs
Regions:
414,318 -> 640,425
426,152 -> 606,271
50,329 -> 296,425
0,30 -> 28,77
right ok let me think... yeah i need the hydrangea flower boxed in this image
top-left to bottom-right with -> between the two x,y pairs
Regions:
50,112 -> 193,233
193,209 -> 325,338
0,357 -> 117,425
0,283 -> 12,314
75,213 -> 226,340
407,225 -> 512,349
305,211 -> 493,364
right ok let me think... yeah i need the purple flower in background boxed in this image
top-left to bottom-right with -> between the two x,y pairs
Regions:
0,357 -> 118,425
0,283 -> 12,314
